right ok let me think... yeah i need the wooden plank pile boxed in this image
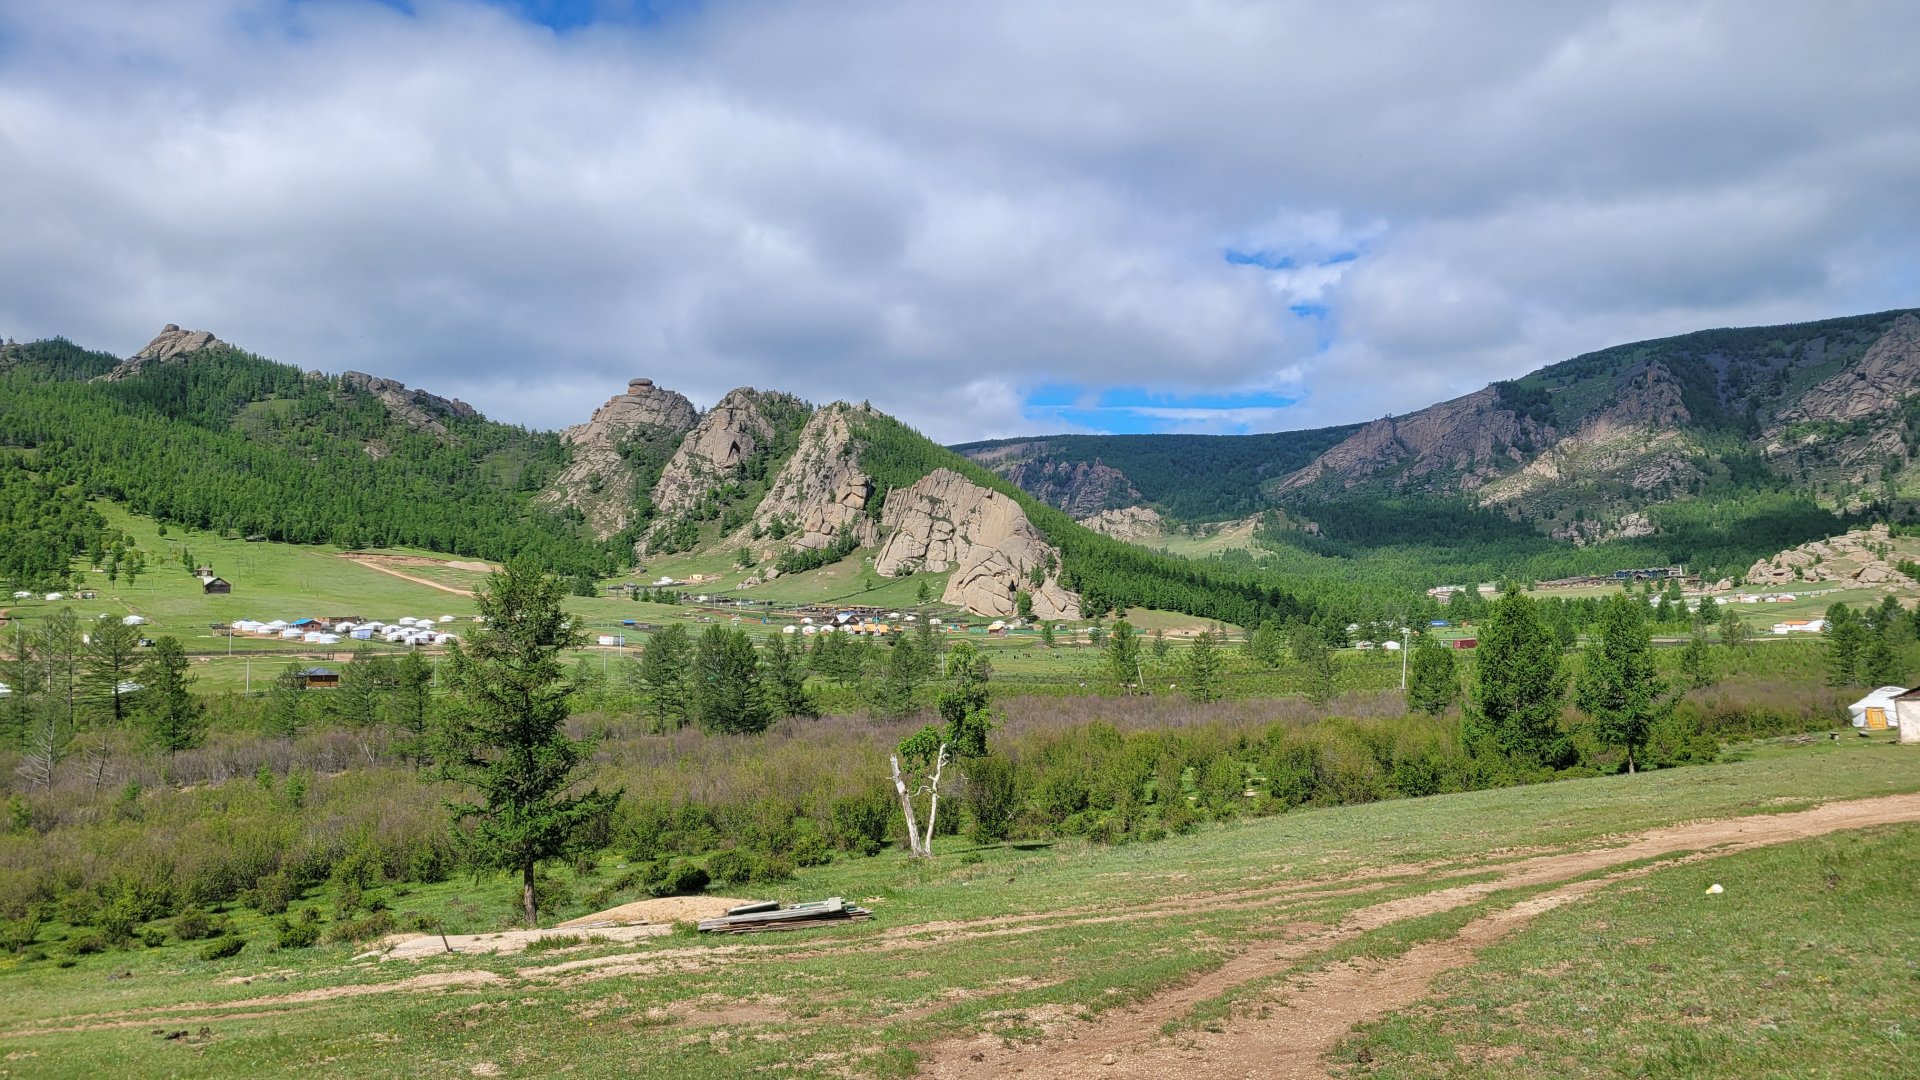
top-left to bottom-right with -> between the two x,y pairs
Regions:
696,897 -> 873,934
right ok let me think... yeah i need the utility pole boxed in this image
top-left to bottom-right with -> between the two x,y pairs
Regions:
1400,627 -> 1410,690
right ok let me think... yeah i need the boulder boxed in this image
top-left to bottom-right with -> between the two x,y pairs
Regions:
99,324 -> 227,380
874,468 -> 1080,619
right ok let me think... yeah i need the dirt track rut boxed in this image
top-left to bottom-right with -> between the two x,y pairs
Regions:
917,792 -> 1920,1078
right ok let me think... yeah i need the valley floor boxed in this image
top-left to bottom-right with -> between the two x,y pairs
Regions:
1,739 -> 1915,1078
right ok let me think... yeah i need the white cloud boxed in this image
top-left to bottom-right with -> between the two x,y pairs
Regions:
0,0 -> 1916,442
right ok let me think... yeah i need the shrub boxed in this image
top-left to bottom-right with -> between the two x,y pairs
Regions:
0,911 -> 43,953
524,933 -> 583,953
828,791 -> 891,856
140,928 -> 168,948
706,849 -> 752,888
248,870 -> 298,916
326,910 -> 396,944
273,909 -> 324,949
787,820 -> 832,868
963,754 -> 1020,843
641,861 -> 709,898
198,936 -> 245,961
171,906 -> 224,941
64,930 -> 109,956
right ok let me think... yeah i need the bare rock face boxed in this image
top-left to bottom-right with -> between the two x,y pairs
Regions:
100,324 -> 227,381
874,468 -> 1080,619
998,457 -> 1142,516
340,371 -> 479,439
543,378 -> 697,539
1481,364 -> 1695,509
648,388 -> 799,522
1276,386 -> 1548,494
1780,314 -> 1920,424
1078,505 -> 1165,542
735,403 -> 878,555
1548,510 -> 1656,547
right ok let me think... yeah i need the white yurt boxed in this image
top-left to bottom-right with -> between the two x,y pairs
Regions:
121,614 -> 148,626
1849,686 -> 1907,731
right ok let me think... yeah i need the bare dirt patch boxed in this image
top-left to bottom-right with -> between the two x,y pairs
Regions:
557,895 -> 757,928
366,923 -> 671,961
339,553 -> 491,595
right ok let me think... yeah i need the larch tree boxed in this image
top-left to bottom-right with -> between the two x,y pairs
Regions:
633,623 -> 692,732
1182,630 -> 1223,703
1573,593 -> 1669,773
1405,633 -> 1460,716
81,617 -> 142,726
139,636 -> 204,766
1104,617 -> 1141,691
692,625 -> 771,734
437,561 -> 622,927
1464,589 -> 1569,769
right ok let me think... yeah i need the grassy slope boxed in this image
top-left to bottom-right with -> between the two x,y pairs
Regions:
1,740 -> 1914,1077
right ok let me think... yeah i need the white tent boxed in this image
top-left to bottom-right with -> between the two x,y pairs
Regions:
781,624 -> 799,634
121,614 -> 148,626
10,591 -> 29,599
398,616 -> 418,626
1849,686 -> 1907,730
438,615 -> 456,623
44,593 -> 62,601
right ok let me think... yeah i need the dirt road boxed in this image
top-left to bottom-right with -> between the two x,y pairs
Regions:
918,791 -> 1920,1078
338,553 -> 484,596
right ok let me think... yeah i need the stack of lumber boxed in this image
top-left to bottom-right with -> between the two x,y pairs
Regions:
696,897 -> 873,934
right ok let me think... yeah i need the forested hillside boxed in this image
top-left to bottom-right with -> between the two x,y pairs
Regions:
0,339 -> 619,576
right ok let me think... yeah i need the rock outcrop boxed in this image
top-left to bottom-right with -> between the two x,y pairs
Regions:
1077,505 -> 1165,543
648,389 -> 806,523
1549,511 -> 1656,547
100,324 -> 227,381
998,457 -> 1142,516
733,403 -> 879,555
874,468 -> 1080,619
1778,314 -> 1920,424
340,371 -> 479,439
543,378 -> 698,539
1744,523 -> 1914,589
1275,385 -> 1549,494
1483,364 -> 1696,510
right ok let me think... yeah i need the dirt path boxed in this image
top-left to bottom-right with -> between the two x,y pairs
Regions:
10,795 -> 1918,1046
339,554 -> 477,596
917,792 -> 1920,1078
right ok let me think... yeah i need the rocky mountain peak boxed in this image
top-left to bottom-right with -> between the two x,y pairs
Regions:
725,402 -> 877,557
543,377 -> 699,540
99,323 -> 228,381
644,388 -> 811,537
1276,385 -> 1548,494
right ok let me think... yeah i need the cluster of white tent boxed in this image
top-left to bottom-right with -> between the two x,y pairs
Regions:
227,614 -> 460,647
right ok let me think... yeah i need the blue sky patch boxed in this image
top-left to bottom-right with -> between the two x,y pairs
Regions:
1223,248 -> 1295,270
1021,383 -> 1301,434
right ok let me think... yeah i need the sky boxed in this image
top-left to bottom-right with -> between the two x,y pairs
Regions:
1,1 -> 1917,442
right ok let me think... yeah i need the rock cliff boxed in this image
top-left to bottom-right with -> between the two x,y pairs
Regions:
1275,386 -> 1548,494
1479,363 -> 1696,509
340,371 -> 479,439
1778,314 -> 1920,424
543,378 -> 698,539
1744,523 -> 1914,589
998,457 -> 1142,516
731,403 -> 879,555
100,324 -> 227,381
648,388 -> 805,522
873,468 -> 1080,619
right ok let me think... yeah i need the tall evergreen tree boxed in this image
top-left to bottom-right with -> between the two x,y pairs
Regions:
437,561 -> 620,927
1183,630 -> 1223,703
1291,623 -> 1337,706
81,618 -> 142,726
634,623 -> 693,732
138,637 -> 204,762
1405,633 -> 1460,716
1104,618 -> 1141,691
390,650 -> 435,765
1573,593 -> 1669,773
761,633 -> 817,719
1823,604 -> 1868,687
1244,620 -> 1284,669
877,638 -> 922,717
693,625 -> 771,734
1465,590 -> 1569,769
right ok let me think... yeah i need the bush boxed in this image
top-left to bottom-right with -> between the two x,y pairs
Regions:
171,906 -> 225,941
248,870 -> 298,916
0,911 -> 43,953
964,755 -> 1020,843
787,821 -> 832,868
706,850 -> 752,888
326,910 -> 396,944
64,930 -> 109,956
524,933 -> 583,953
139,928 -> 168,948
640,860 -> 710,898
198,936 -> 245,961
828,791 -> 891,856
274,909 -> 324,949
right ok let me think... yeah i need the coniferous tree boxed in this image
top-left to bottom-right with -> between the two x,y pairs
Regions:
1574,593 -> 1669,773
390,650 -> 435,764
437,561 -> 621,927
1183,630 -> 1223,703
1465,590 -> 1568,769
81,618 -> 142,726
1406,633 -> 1460,716
1244,620 -> 1284,669
266,663 -> 309,739
1291,623 -> 1337,706
139,637 -> 204,762
1823,604 -> 1868,687
634,623 -> 692,732
1717,602 -> 1750,652
1149,627 -> 1170,662
1104,618 -> 1141,691
1679,612 -> 1717,690
693,625 -> 771,734
761,633 -> 817,719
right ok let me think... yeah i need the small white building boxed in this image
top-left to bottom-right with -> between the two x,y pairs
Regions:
1771,618 -> 1826,635
121,614 -> 148,626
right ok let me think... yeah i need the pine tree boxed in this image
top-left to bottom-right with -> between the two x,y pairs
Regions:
1679,614 -> 1716,690
1573,593 -> 1669,773
81,617 -> 142,726
1291,623 -> 1337,706
761,633 -> 817,719
1465,590 -> 1568,769
1149,627 -> 1170,662
1823,604 -> 1867,687
1244,620 -> 1284,669
390,650 -> 435,765
1183,630 -> 1223,703
437,561 -> 621,927
877,639 -> 922,716
1104,618 -> 1141,691
1406,633 -> 1460,715
266,663 -> 309,740
139,637 -> 204,762
693,625 -> 771,734
634,623 -> 693,732
1717,603 -> 1750,651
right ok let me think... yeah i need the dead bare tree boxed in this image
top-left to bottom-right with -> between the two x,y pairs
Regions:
890,741 -> 950,858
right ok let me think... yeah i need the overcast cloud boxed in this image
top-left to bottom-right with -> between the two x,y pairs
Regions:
1,0 -> 1916,441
